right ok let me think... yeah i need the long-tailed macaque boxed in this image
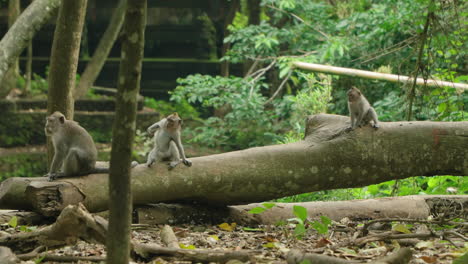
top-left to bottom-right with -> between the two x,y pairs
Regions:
146,112 -> 192,169
44,111 -> 109,181
347,87 -> 379,130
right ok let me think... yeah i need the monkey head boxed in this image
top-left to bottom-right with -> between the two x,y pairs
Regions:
347,87 -> 362,102
45,111 -> 66,136
165,112 -> 182,131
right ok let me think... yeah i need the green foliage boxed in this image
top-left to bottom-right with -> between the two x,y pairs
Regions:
289,205 -> 308,239
311,215 -> 332,235
172,74 -> 284,149
7,216 -> 37,232
144,97 -> 200,120
276,176 -> 467,203
248,202 -> 277,214
287,206 -> 332,239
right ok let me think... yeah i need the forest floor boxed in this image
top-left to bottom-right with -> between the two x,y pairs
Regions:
2,217 -> 465,264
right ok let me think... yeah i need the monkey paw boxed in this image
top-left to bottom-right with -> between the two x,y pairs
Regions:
183,159 -> 192,167
372,124 -> 380,129
46,173 -> 57,181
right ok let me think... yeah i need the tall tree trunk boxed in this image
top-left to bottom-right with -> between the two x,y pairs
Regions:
1,115 -> 465,216
243,0 -> 261,76
74,0 -> 127,99
107,0 -> 146,263
0,0 -> 21,97
220,0 -> 240,77
0,0 -> 62,98
247,0 -> 261,25
46,0 -> 87,165
47,0 -> 87,118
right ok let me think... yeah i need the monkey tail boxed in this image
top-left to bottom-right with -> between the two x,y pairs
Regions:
92,161 -> 139,174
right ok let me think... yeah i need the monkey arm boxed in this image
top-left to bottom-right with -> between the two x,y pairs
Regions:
172,135 -> 192,167
49,148 -> 65,173
147,119 -> 165,135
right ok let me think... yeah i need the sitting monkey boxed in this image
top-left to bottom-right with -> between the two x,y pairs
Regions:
347,86 -> 379,130
44,111 -> 109,181
146,112 -> 192,169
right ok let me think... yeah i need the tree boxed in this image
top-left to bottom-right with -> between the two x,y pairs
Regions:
0,0 -> 62,98
1,114 -> 465,215
74,0 -> 127,99
46,0 -> 87,118
106,0 -> 146,263
0,0 -> 21,97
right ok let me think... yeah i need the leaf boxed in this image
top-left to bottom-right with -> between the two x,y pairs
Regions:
294,224 -> 307,239
415,241 -> 434,249
218,222 -> 237,232
311,221 -> 328,235
293,205 -> 308,221
179,243 -> 196,249
320,215 -> 332,226
392,224 -> 412,234
8,216 -> 17,228
262,242 -> 281,248
262,203 -> 276,209
420,255 -> 437,263
453,252 -> 468,264
243,227 -> 264,232
248,207 -> 267,214
437,102 -> 447,112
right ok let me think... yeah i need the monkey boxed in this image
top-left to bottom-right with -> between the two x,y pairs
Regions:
146,112 -> 192,169
347,86 -> 379,130
44,111 -> 109,181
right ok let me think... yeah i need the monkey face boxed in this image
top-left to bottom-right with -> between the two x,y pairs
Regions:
347,87 -> 361,102
45,112 -> 65,136
165,112 -> 182,131
166,117 -> 182,131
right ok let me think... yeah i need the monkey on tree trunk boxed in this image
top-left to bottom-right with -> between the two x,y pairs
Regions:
146,112 -> 192,169
44,111 -> 109,181
347,86 -> 379,130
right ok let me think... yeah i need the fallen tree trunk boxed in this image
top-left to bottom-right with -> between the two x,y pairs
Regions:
0,114 -> 466,215
133,195 -> 467,225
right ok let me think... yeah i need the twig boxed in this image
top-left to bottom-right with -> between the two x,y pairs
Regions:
247,59 -> 277,99
407,1 -> 433,120
266,4 -> 329,39
264,70 -> 292,105
245,58 -> 260,77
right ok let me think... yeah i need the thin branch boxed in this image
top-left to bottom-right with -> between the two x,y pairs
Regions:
407,2 -> 433,120
265,4 -> 329,39
245,58 -> 260,77
264,70 -> 292,105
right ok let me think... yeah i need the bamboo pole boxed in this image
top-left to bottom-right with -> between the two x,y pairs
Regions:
293,61 -> 468,91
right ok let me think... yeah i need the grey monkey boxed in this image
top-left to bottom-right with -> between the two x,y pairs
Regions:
44,111 -> 109,181
347,86 -> 379,130
146,112 -> 192,169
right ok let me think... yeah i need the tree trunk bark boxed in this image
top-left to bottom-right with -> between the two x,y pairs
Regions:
0,115 -> 466,215
74,0 -> 127,99
220,0 -> 240,77
0,0 -> 61,97
46,0 -> 87,166
47,0 -> 87,118
107,0 -> 146,263
0,0 -> 21,97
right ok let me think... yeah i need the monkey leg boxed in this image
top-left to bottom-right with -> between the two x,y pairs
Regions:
182,159 -> 192,167
62,148 -> 94,177
369,108 -> 379,128
146,148 -> 158,167
168,142 -> 181,170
